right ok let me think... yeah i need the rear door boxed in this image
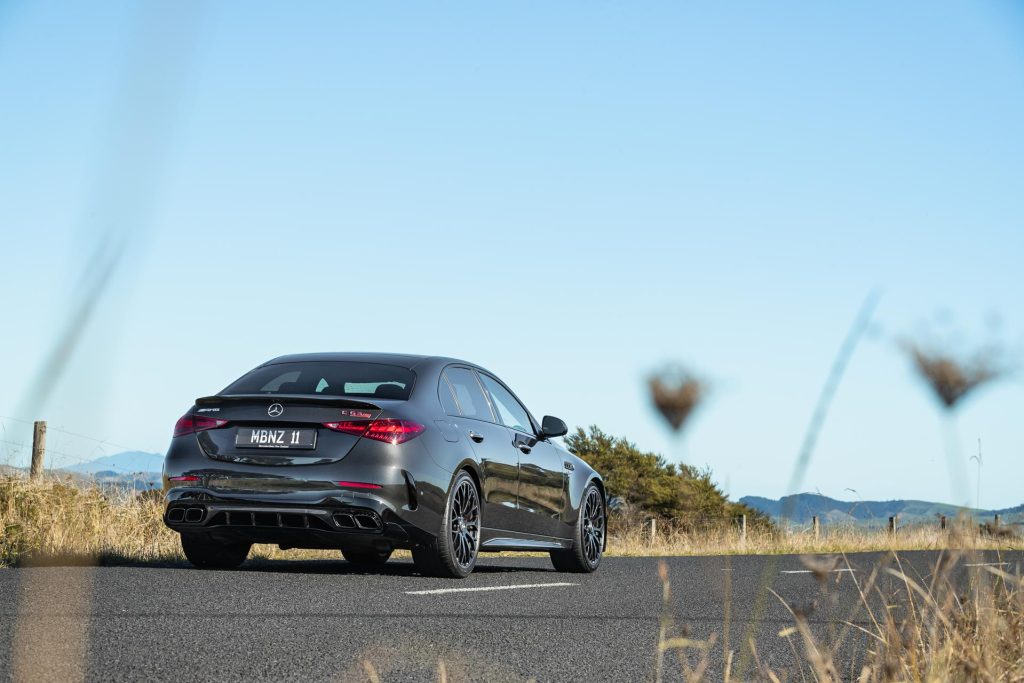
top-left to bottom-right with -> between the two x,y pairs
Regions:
477,373 -> 566,538
439,366 -> 520,532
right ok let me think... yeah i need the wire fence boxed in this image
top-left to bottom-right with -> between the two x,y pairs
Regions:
611,511 -> 1023,549
0,415 -> 161,483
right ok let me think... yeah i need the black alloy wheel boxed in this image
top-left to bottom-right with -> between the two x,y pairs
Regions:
413,471 -> 480,578
550,484 -> 604,573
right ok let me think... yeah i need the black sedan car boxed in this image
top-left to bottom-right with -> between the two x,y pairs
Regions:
163,353 -> 606,577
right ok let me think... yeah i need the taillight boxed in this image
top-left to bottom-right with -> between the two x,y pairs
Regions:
322,419 -> 425,445
321,420 -> 370,437
173,413 -> 228,437
335,481 -> 382,490
169,475 -> 201,482
365,419 -> 425,444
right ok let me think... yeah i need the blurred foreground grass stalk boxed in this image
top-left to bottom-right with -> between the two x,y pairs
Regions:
2,475 -> 1019,568
654,553 -> 1024,682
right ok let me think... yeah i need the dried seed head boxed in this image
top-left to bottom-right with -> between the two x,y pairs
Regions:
904,342 -> 1006,410
648,366 -> 707,432
801,554 -> 840,583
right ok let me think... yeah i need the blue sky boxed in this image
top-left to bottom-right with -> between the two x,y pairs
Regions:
1,2 -> 1022,507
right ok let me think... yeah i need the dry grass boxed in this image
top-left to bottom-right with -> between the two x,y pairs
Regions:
2,475 -> 1019,568
609,517 -> 1021,557
1,475 -> 175,566
0,475 -> 341,567
655,548 -> 1024,682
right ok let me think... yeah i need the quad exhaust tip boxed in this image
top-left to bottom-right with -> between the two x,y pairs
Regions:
333,512 -> 383,531
171,505 -> 377,530
354,513 -> 382,530
168,506 -> 206,524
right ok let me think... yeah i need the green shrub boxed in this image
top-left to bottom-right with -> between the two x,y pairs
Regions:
565,426 -> 770,530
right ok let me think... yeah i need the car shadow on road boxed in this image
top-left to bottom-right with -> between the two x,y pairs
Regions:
239,558 -> 556,577
73,555 -> 555,577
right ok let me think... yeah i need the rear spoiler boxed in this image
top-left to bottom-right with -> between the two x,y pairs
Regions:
195,394 -> 383,410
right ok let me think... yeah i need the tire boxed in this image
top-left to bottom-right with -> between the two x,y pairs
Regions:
413,471 -> 480,578
550,483 -> 604,573
341,548 -> 392,566
181,534 -> 250,570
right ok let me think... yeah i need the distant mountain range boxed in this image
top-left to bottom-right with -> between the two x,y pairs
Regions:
61,451 -> 163,476
0,451 -> 163,491
741,493 -> 1024,527
60,451 -> 163,490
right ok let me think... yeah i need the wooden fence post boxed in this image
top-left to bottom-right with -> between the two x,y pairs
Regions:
739,514 -> 747,543
30,420 -> 46,480
994,514 -> 1001,528
649,518 -> 657,544
888,515 -> 897,534
940,515 -> 947,531
812,516 -> 820,539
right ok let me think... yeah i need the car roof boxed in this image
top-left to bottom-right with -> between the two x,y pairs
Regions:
262,352 -> 471,372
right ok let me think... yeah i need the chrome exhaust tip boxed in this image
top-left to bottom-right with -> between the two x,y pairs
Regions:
354,513 -> 382,531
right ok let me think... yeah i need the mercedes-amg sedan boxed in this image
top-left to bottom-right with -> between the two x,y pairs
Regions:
163,353 -> 606,578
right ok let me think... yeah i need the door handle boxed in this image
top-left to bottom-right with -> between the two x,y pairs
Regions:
468,431 -> 484,443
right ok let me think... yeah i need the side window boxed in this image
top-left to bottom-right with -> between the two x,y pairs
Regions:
443,368 -> 495,422
438,376 -> 460,416
479,374 -> 533,434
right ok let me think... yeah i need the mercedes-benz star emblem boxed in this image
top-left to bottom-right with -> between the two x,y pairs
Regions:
268,403 -> 284,417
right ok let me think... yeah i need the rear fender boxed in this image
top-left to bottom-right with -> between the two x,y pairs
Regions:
565,461 -> 603,526
450,459 -> 484,494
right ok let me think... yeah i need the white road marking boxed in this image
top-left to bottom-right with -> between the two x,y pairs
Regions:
405,582 -> 578,596
781,568 -> 856,575
965,562 -> 1009,567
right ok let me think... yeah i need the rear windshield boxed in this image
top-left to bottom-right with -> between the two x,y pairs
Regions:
221,362 -> 416,400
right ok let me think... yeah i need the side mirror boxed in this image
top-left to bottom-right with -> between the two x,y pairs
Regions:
540,415 -> 568,439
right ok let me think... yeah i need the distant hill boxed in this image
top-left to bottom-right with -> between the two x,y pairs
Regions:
741,493 -> 1024,527
0,455 -> 162,492
85,469 -> 162,491
61,451 -> 164,476
54,451 -> 164,491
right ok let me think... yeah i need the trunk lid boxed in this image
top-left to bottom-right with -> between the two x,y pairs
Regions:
193,394 -> 383,466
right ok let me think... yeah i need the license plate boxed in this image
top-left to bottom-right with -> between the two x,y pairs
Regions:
235,427 -> 317,450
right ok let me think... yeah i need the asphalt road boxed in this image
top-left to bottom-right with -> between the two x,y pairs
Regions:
2,550 -> 1021,682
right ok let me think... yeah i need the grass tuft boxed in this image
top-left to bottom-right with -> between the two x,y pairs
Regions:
0,475 -> 341,566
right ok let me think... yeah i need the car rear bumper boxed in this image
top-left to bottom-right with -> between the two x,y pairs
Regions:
163,488 -> 429,551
